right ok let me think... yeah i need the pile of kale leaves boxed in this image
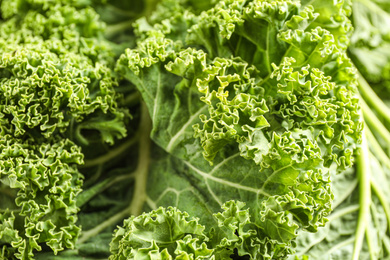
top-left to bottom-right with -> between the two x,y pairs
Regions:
0,0 -> 390,259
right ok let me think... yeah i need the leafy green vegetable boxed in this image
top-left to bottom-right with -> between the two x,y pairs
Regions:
291,0 -> 390,259
112,0 -> 361,258
0,0 -> 127,258
0,0 -> 389,259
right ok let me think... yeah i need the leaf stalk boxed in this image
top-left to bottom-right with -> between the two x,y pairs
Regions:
353,132 -> 371,260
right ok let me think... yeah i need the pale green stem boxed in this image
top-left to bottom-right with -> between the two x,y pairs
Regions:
78,102 -> 152,243
77,172 -> 135,208
354,0 -> 389,17
81,134 -> 139,168
327,204 -> 360,222
128,101 -> 152,216
329,237 -> 355,255
234,36 -> 242,57
84,164 -> 103,187
357,72 -> 390,124
371,178 -> 390,233
105,173 -> 135,190
105,20 -> 135,39
77,207 -> 130,244
353,132 -> 371,260
361,99 -> 390,144
366,127 -> 390,169
142,0 -> 160,18
384,237 -> 390,256
366,223 -> 377,260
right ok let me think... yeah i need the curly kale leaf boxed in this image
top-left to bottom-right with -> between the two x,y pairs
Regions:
0,0 -> 128,144
114,0 -> 361,259
290,0 -> 390,259
0,0 -> 113,63
0,46 -> 126,144
110,201 -> 296,260
0,137 -> 83,259
0,1 -> 129,259
110,206 -> 212,260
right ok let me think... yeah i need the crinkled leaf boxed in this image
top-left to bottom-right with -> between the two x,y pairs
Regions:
0,136 -> 83,259
115,0 -> 362,258
109,207 -> 211,260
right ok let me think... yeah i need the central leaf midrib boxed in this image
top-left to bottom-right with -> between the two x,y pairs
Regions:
183,161 -> 271,197
165,105 -> 208,153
